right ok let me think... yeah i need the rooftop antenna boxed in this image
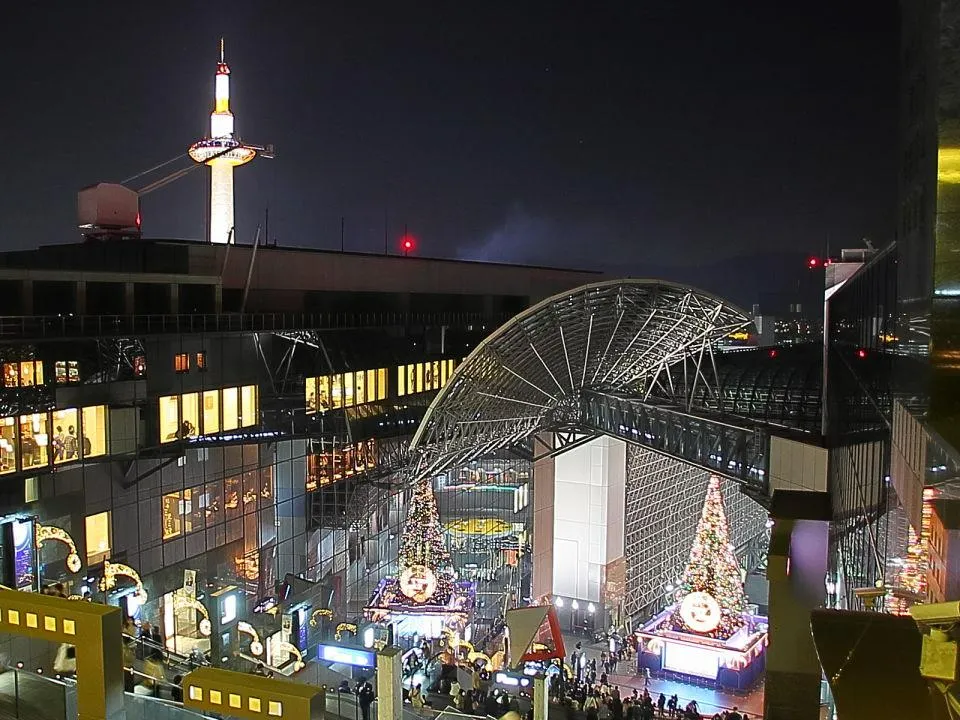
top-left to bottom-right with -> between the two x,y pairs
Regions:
220,37 -> 225,64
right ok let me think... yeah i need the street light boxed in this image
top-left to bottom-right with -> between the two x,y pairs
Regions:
587,603 -> 596,614
555,597 -> 564,608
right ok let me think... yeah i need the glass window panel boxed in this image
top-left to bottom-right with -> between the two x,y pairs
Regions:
447,359 -> 454,381
196,352 -> 207,371
81,405 -> 107,458
342,444 -> 355,476
316,376 -> 330,412
397,366 -> 405,396
159,395 -> 179,443
343,372 -> 354,407
20,362 -> 40,387
55,361 -> 66,384
416,363 -> 424,393
366,370 -> 376,403
162,492 -> 182,539
432,361 -> 440,390
68,361 -> 79,383
243,471 -> 258,510
355,371 -> 365,405
203,390 -> 220,435
306,377 -> 317,414
85,511 -> 111,565
378,368 -> 387,399
367,438 -> 377,469
3,364 -> 18,388
240,386 -> 257,427
19,413 -> 48,468
204,479 -> 223,527
441,359 -> 448,386
331,375 -> 344,409
407,364 -> 416,393
174,353 -> 190,373
260,467 -> 273,506
225,476 -> 241,519
181,393 -> 199,438
0,416 -> 16,474
51,408 -> 79,464
222,387 -> 239,431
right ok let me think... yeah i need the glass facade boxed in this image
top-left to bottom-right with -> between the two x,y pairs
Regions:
306,368 -> 388,413
159,386 -> 258,443
397,359 -> 455,396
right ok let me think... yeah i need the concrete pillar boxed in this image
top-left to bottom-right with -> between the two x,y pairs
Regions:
531,433 -> 556,601
74,280 -> 86,315
533,675 -> 549,720
764,490 -> 831,720
376,646 -> 402,720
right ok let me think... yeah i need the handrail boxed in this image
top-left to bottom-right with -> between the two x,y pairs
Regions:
0,311 -> 512,339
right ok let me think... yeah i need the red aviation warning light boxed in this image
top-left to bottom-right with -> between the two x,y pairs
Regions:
768,349 -> 778,359
807,257 -> 821,269
857,348 -> 868,359
401,235 -> 415,256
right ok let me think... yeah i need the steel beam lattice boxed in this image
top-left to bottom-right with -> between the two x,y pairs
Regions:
410,280 -> 753,482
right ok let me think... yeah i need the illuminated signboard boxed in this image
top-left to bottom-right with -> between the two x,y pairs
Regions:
317,643 -> 376,668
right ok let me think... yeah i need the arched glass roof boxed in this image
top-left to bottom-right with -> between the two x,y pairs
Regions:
410,279 -> 751,478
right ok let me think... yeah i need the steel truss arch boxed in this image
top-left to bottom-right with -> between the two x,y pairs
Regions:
410,279 -> 752,480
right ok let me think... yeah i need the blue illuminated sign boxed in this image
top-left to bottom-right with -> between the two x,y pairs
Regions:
318,644 -> 376,668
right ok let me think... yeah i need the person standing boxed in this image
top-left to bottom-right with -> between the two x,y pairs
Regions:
356,677 -> 375,720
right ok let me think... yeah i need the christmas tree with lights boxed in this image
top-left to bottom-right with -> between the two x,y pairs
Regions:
670,476 -> 747,639
396,478 -> 454,604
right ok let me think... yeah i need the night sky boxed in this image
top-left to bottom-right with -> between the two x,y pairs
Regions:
2,1 -> 897,306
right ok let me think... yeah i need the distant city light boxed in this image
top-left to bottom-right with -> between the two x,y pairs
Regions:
768,349 -> 778,359
807,257 -> 821,268
857,348 -> 867,359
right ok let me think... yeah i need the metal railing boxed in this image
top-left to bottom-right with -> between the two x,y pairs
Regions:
0,668 -> 74,720
0,311 -> 508,340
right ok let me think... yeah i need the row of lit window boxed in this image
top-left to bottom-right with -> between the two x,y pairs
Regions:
306,369 -> 388,413
306,439 -> 378,491
159,386 -> 258,443
3,360 -> 80,388
397,359 -> 456,397
0,406 -> 108,475
175,352 -> 207,373
162,473 -> 273,540
187,685 -> 282,716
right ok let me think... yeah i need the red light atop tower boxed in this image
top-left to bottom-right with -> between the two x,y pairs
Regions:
857,348 -> 867,359
807,257 -> 821,269
401,234 -> 415,256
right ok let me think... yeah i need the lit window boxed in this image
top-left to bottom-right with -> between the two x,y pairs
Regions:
354,370 -> 365,405
331,374 -> 343,409
196,352 -> 207,371
0,416 -> 17,474
51,408 -> 79,464
19,413 -> 49,468
24,477 -> 38,503
159,395 -> 180,443
268,700 -> 283,716
407,364 -> 416,394
44,616 -> 56,632
377,368 -> 387,399
416,363 -> 424,393
343,371 -> 354,407
162,492 -> 183,539
305,377 -> 317,414
85,511 -> 111,565
366,369 -> 376,403
222,387 -> 239,431
240,386 -> 257,427
441,360 -> 448,386
203,390 -> 220,434
7,610 -> 19,625
174,353 -> 190,373
81,405 -> 107,458
397,366 -> 406,396
316,376 -> 330,412
55,361 -> 80,384
189,686 -> 203,701
181,393 -> 200,438
26,613 -> 37,628
133,355 -> 146,376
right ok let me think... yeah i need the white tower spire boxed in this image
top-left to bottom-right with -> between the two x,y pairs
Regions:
188,40 -> 257,245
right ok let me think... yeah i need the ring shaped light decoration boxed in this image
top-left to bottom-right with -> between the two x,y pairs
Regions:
35,525 -> 83,574
678,591 -> 722,634
309,608 -> 333,627
174,595 -> 213,637
238,621 -> 264,656
99,560 -> 147,603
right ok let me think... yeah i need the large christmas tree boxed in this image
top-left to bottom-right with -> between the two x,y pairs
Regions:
396,478 -> 454,604
670,476 -> 747,639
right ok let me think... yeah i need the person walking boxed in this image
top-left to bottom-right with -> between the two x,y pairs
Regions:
356,677 -> 375,720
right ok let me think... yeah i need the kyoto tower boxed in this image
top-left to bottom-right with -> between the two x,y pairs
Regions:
189,40 -> 267,244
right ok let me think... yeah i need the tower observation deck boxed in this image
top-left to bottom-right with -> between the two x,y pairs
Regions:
188,40 -> 270,245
